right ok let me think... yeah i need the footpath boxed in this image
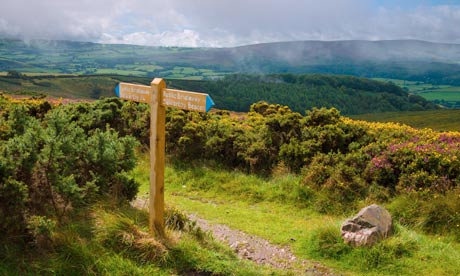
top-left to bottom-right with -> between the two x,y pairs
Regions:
132,198 -> 338,275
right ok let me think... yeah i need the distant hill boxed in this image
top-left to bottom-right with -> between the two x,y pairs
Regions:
1,39 -> 460,84
0,73 -> 437,115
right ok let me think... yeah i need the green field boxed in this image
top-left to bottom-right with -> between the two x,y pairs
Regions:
0,40 -> 227,80
157,67 -> 226,80
373,78 -> 460,107
94,68 -> 148,76
372,78 -> 460,94
418,89 -> 460,101
350,109 -> 460,131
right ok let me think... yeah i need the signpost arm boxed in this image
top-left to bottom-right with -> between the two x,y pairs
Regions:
150,78 -> 166,235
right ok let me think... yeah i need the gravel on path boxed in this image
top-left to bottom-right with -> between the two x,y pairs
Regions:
131,198 -> 339,275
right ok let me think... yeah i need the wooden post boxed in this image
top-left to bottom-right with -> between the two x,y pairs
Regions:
149,78 -> 166,235
115,78 -> 213,236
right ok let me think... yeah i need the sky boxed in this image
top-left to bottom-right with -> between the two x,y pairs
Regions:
0,0 -> 459,47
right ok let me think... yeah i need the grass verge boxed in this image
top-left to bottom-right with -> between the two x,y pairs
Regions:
131,152 -> 460,276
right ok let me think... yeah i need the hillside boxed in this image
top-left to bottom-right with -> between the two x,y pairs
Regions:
168,74 -> 437,114
350,109 -> 460,132
0,74 -> 118,99
1,39 -> 460,84
0,73 -> 437,115
2,95 -> 460,275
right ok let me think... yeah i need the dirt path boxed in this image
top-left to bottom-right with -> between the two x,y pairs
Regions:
187,213 -> 336,275
132,198 -> 338,275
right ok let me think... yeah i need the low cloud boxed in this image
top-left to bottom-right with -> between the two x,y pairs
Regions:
100,29 -> 203,47
0,0 -> 459,47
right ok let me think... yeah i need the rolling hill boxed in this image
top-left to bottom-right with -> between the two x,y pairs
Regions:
0,73 -> 437,115
1,39 -> 460,84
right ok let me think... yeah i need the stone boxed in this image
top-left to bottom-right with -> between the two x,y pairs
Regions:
341,204 -> 392,247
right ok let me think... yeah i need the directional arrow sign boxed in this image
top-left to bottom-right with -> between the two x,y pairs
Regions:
115,82 -> 151,103
163,88 -> 214,112
115,83 -> 215,112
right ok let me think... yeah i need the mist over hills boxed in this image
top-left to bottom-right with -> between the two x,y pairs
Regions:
1,39 -> 460,84
220,40 -> 460,83
232,40 -> 460,63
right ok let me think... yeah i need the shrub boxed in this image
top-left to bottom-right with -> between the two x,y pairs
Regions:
0,179 -> 29,237
304,107 -> 341,127
389,191 -> 460,237
0,98 -> 140,240
417,192 -> 460,236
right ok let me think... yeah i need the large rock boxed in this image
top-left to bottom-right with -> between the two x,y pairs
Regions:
341,204 -> 392,247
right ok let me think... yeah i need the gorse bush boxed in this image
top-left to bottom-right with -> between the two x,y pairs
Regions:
163,100 -> 460,234
2,94 -> 460,238
0,95 -> 139,240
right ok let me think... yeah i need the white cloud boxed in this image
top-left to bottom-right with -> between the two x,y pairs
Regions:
0,0 -> 459,46
100,29 -> 203,47
369,5 -> 460,43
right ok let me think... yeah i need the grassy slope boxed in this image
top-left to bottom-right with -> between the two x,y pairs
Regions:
350,109 -> 460,132
0,198 -> 281,276
131,153 -> 460,276
0,75 -> 120,99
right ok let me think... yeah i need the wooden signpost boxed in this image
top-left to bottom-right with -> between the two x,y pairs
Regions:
115,78 -> 214,235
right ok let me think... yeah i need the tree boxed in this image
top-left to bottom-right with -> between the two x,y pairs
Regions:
6,70 -> 23,78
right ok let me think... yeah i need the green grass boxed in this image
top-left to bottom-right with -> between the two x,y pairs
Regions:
94,69 -> 148,76
372,78 -> 457,93
0,198 -> 279,276
131,152 -> 460,276
132,64 -> 163,71
418,90 -> 460,101
350,109 -> 460,131
372,77 -> 460,103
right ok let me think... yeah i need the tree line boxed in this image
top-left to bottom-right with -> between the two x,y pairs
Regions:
167,74 -> 437,115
